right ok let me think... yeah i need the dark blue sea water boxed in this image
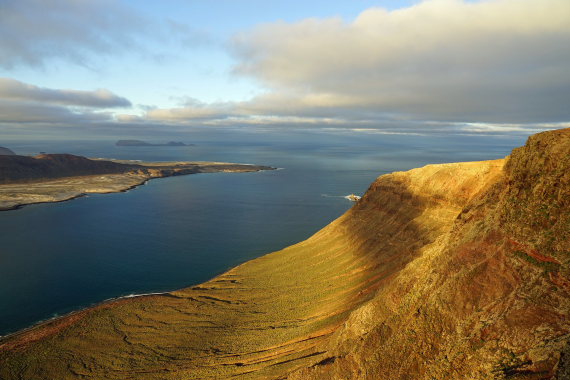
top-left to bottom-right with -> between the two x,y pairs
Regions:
0,130 -> 528,336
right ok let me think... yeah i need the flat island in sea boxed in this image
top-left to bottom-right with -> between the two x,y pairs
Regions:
0,153 -> 274,211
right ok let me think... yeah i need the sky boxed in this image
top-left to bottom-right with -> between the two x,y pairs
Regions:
0,0 -> 569,139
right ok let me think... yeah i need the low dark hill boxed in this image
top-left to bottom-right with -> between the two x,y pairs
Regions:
0,147 -> 15,155
0,154 -> 140,184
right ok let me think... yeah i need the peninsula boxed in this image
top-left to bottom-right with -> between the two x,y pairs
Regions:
0,153 -> 273,211
1,129 -> 569,379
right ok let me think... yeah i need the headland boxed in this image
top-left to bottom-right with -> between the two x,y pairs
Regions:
0,153 -> 273,211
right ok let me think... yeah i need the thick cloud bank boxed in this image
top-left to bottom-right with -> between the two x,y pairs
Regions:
0,78 -> 131,108
227,0 -> 570,124
2,0 -> 569,135
0,78 -> 130,125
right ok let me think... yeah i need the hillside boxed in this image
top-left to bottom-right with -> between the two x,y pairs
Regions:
0,146 -> 16,155
288,129 -> 570,379
0,154 -> 140,184
0,129 -> 568,379
0,154 -> 273,210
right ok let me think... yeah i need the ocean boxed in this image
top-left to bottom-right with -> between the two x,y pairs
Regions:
0,129 -> 527,335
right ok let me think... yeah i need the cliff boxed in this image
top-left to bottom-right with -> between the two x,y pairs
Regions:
288,129 -> 570,379
0,129 -> 568,379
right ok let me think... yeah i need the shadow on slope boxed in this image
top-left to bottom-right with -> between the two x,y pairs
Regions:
287,129 -> 570,380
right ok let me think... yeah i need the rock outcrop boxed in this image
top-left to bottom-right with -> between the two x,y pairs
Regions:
0,129 -> 568,380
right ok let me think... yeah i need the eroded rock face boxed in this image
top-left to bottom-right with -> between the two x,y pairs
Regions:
287,129 -> 570,380
0,129 -> 568,380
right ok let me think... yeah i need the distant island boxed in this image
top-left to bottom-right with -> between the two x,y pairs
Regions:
0,146 -> 15,155
116,140 -> 193,147
0,153 -> 273,210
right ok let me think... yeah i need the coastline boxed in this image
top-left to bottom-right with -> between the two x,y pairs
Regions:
1,129 -> 569,378
0,161 -> 274,211
4,128 -> 569,379
0,258 -> 255,347
0,175 -> 149,211
0,289 -> 170,342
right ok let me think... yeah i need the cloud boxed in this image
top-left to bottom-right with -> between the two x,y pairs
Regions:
0,0 -> 147,69
0,100 -> 112,124
4,0 -> 568,136
165,20 -> 217,48
145,98 -> 233,121
0,77 -> 131,128
0,78 -> 131,108
228,0 -> 570,124
0,0 -> 211,70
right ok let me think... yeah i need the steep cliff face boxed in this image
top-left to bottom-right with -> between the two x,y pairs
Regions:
0,129 -> 568,380
288,128 -> 570,379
